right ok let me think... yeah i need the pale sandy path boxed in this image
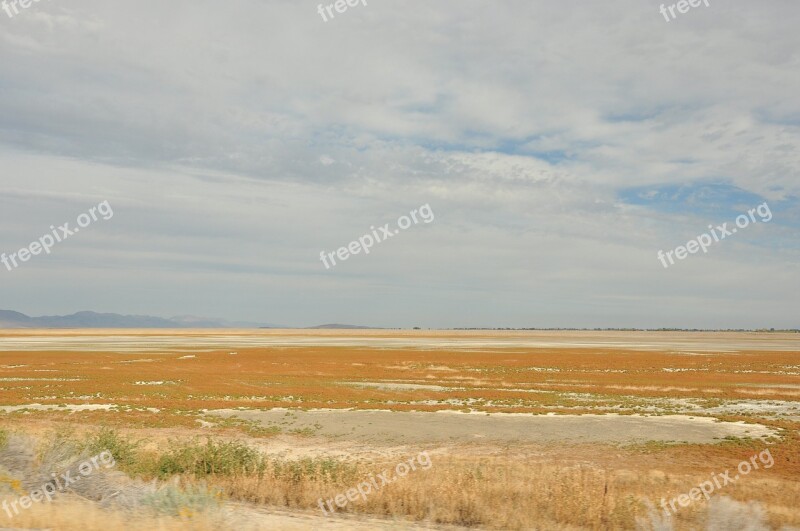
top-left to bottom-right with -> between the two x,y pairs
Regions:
221,503 -> 460,530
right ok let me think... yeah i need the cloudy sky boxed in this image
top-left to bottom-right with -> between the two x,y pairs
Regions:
1,0 -> 798,328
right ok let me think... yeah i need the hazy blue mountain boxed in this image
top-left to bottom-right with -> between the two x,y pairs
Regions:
0,310 -> 280,329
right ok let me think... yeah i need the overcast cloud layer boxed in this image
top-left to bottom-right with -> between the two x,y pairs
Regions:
1,0 -> 798,328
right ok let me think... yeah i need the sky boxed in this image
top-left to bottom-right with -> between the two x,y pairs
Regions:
0,0 -> 798,328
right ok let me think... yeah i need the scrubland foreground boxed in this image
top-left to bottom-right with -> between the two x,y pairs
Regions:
0,330 -> 798,530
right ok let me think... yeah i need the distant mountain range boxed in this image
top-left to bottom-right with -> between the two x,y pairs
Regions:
0,312 -> 789,331
0,310 -> 281,329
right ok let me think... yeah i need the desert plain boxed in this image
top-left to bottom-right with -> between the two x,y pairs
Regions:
0,329 -> 798,530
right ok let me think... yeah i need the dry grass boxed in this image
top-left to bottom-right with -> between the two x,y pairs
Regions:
4,426 -> 797,530
213,455 -> 639,528
178,450 -> 800,529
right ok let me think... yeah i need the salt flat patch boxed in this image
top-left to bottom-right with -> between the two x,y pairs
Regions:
495,388 -> 552,394
0,403 -> 160,413
702,399 -> 800,417
740,384 -> 800,389
341,382 -> 452,391
606,385 -> 699,392
736,388 -> 800,397
424,365 -> 458,372
1,331 -> 798,353
0,377 -> 82,382
205,408 -> 777,445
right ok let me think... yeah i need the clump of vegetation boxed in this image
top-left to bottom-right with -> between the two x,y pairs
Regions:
84,428 -> 142,471
154,438 -> 265,479
718,435 -> 761,448
208,416 -> 282,437
37,426 -> 81,467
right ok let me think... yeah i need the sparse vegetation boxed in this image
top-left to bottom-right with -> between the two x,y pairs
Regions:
1,331 -> 799,529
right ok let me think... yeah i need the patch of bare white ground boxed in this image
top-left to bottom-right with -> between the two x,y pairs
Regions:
0,403 -> 160,413
1,330 -> 798,352
341,382 -> 452,391
205,409 -> 776,445
555,395 -> 800,420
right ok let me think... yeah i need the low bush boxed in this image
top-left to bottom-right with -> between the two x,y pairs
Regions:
155,438 -> 265,478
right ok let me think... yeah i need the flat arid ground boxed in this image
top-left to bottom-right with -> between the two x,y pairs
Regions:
0,330 -> 798,529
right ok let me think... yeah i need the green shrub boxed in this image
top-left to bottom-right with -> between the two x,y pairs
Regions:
155,438 -> 265,478
84,428 -> 142,471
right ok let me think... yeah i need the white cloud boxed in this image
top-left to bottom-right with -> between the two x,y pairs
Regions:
0,0 -> 798,327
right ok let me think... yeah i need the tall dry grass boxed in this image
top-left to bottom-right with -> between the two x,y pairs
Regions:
2,428 -> 799,530
188,453 -> 800,530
